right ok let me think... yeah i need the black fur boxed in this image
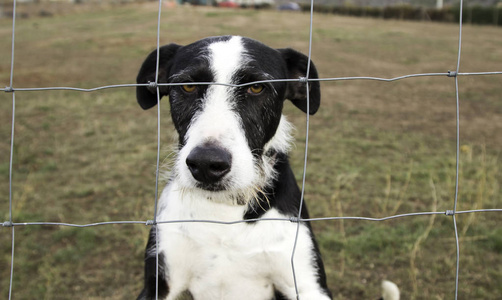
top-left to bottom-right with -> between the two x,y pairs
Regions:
136,36 -> 328,300
244,151 -> 331,297
136,37 -> 320,147
138,227 -> 169,300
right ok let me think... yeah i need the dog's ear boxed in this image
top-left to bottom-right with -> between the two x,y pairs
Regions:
136,44 -> 182,110
277,48 -> 320,115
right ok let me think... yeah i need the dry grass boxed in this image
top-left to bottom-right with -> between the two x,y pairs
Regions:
1,2 -> 501,299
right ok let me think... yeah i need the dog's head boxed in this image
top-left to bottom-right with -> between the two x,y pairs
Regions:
136,36 -> 320,205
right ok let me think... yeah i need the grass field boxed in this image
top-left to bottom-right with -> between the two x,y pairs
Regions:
1,2 -> 501,299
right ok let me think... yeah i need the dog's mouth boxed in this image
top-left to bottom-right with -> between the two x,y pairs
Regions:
194,181 -> 229,192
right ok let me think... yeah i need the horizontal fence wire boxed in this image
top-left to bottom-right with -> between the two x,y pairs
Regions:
2,0 -> 502,299
3,71 -> 502,93
3,209 -> 502,228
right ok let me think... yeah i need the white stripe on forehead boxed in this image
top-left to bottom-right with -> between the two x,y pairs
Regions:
177,37 -> 258,196
208,36 -> 247,84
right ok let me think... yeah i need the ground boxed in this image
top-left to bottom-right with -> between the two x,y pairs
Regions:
0,3 -> 501,299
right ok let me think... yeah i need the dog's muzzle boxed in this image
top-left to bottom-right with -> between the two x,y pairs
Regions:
186,144 -> 232,191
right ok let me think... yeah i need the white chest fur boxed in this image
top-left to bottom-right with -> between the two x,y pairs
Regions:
156,183 -> 329,300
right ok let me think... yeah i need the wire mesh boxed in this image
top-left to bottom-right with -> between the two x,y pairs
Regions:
2,0 -> 502,299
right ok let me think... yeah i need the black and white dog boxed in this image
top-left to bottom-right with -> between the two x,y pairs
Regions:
135,36 -> 399,300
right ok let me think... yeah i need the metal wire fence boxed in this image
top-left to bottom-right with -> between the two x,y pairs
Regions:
2,0 -> 502,299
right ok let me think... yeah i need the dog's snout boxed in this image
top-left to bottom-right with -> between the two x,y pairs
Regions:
186,145 -> 232,186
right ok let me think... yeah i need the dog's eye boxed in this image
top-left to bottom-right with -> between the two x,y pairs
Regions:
247,84 -> 264,95
182,85 -> 197,93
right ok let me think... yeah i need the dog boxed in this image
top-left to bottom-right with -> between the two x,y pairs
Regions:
135,36 -> 399,300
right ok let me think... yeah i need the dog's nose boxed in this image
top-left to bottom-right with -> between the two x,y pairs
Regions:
186,145 -> 232,185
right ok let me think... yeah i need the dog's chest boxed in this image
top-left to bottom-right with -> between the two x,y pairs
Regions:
163,224 -> 276,299
156,185 -> 305,299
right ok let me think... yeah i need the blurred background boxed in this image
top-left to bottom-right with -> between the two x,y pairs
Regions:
1,0 -> 501,299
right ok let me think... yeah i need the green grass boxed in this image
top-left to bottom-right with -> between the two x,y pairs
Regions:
1,2 -> 501,299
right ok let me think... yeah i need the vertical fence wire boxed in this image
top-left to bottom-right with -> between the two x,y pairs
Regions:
290,0 -> 316,298
7,93 -> 15,300
452,1 -> 464,298
153,1 -> 165,299
2,0 -> 502,298
6,0 -> 18,299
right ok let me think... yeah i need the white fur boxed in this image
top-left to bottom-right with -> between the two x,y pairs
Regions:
154,36 -> 329,299
157,183 -> 330,300
174,36 -> 276,206
263,115 -> 294,155
381,280 -> 400,300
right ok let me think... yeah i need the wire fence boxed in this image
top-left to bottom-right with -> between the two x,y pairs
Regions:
2,0 -> 502,299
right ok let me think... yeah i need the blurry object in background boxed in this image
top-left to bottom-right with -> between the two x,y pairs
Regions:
277,2 -> 301,11
278,2 -> 300,11
218,0 -> 239,8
